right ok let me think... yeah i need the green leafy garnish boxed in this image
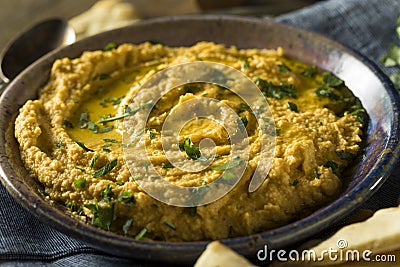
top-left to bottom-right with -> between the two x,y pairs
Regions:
97,114 -> 129,124
315,87 -> 340,101
381,44 -> 400,67
89,154 -> 99,169
291,179 -> 299,186
75,140 -> 94,152
99,74 -> 111,80
288,102 -> 298,112
179,138 -> 202,160
78,112 -> 89,128
104,139 -> 119,143
162,162 -> 174,169
187,185 -> 210,205
237,116 -> 248,132
56,140 -> 63,148
322,72 -> 343,87
212,158 -> 243,171
240,57 -> 250,70
254,77 -> 297,99
278,64 -> 291,73
149,131 -> 156,139
165,221 -> 176,231
324,161 -> 338,173
84,202 -> 114,231
238,102 -> 250,112
313,169 -> 321,179
101,185 -> 114,202
122,218 -> 133,236
98,126 -> 114,133
135,227 -> 148,240
93,159 -> 118,178
88,121 -> 99,133
390,72 -> 400,90
63,120 -> 74,128
74,178 -> 86,188
301,66 -> 317,77
104,42 -> 117,51
219,172 -> 238,185
118,191 -> 136,205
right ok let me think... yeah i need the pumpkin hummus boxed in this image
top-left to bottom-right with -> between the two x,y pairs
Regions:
14,42 -> 366,241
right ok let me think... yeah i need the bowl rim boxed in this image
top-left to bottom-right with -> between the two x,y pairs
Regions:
0,14 -> 399,262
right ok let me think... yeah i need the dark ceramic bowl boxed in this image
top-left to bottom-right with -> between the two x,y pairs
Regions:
0,15 -> 399,264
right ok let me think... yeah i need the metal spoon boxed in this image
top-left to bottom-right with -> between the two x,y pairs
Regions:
0,18 -> 76,94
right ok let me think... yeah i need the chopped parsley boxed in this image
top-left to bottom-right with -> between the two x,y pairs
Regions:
288,102 -> 298,112
178,138 -> 203,161
313,169 -> 321,179
101,185 -> 114,202
97,114 -> 129,124
237,116 -> 248,132
278,63 -> 291,73
149,131 -> 156,139
104,42 -> 117,51
118,191 -> 136,205
78,112 -> 90,128
315,87 -> 340,101
84,202 -> 114,231
238,102 -> 250,113
324,161 -> 339,173
162,162 -> 174,169
75,140 -> 94,152
93,159 -> 118,178
240,57 -> 250,71
187,185 -> 210,205
89,154 -> 99,169
322,72 -> 343,87
291,179 -> 299,186
88,121 -> 99,133
301,66 -> 317,77
98,125 -> 114,133
219,172 -> 238,185
104,139 -> 119,143
212,157 -> 243,171
74,166 -> 86,173
56,140 -> 63,148
122,218 -> 133,236
135,227 -> 148,240
254,77 -> 297,99
165,221 -> 176,231
63,120 -> 74,128
74,178 -> 86,188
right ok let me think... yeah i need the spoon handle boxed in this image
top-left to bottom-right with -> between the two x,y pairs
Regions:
0,79 -> 8,96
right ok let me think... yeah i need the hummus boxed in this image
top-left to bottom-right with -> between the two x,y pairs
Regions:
14,42 -> 366,241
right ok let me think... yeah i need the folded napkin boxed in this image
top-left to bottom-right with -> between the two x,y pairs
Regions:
1,0 -> 399,266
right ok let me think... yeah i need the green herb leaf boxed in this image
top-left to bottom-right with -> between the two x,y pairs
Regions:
78,112 -> 89,128
254,77 -> 297,99
118,191 -> 136,205
165,221 -> 176,231
390,72 -> 400,90
324,161 -> 339,173
315,87 -> 340,101
322,72 -> 343,87
74,166 -> 86,173
63,120 -> 74,128
237,116 -> 248,132
162,162 -> 174,169
84,203 -> 114,231
99,126 -> 114,133
313,169 -> 321,179
75,140 -> 94,152
179,138 -> 202,160
135,227 -> 148,240
88,121 -> 99,133
219,172 -> 238,185
56,140 -> 63,148
122,218 -> 133,236
291,179 -> 299,186
149,131 -> 156,139
288,102 -> 298,112
212,158 -> 243,171
115,181 -> 124,186
240,57 -> 250,71
301,66 -> 317,77
97,114 -> 129,124
74,178 -> 86,188
238,102 -> 250,112
89,154 -> 99,169
278,64 -> 291,73
104,139 -> 119,143
381,44 -> 400,67
101,185 -> 114,202
104,42 -> 117,51
93,159 -> 118,178
187,185 -> 210,205
99,74 -> 111,80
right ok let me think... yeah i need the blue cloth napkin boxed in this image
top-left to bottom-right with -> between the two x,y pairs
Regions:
1,0 -> 399,266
